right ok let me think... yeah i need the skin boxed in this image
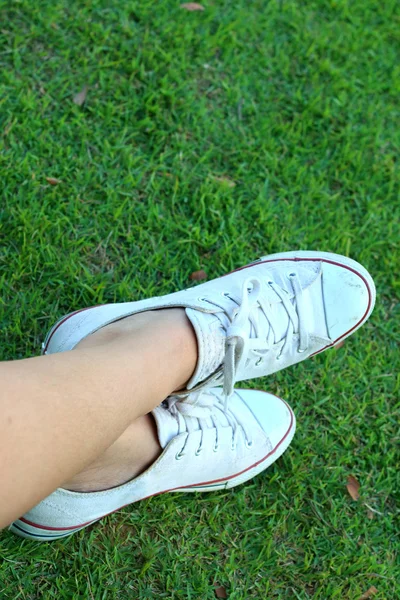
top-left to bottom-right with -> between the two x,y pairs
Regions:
0,309 -> 198,529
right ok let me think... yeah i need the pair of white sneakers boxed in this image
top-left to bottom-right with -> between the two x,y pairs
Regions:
10,251 -> 375,541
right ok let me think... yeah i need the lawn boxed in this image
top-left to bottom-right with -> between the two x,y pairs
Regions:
0,0 -> 399,597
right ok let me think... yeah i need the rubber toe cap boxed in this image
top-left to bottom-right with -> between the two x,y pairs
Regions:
238,390 -> 295,450
321,261 -> 376,343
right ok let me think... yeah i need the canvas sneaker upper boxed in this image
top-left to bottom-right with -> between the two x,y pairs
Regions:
10,388 -> 295,541
42,250 -> 375,402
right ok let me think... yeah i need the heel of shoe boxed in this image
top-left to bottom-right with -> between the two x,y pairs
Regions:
42,308 -> 90,355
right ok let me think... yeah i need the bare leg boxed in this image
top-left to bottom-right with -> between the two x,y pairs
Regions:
0,309 -> 197,529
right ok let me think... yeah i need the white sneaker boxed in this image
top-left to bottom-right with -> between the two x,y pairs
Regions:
42,250 -> 375,399
10,388 -> 295,541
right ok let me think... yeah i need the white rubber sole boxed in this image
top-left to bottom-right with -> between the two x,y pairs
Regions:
8,519 -> 93,541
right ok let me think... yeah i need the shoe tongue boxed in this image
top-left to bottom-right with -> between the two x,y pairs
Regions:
152,405 -> 180,449
185,294 -> 291,390
185,308 -> 226,389
188,287 -> 292,346
152,394 -> 231,448
265,265 -> 328,338
255,290 -> 295,344
185,275 -> 325,390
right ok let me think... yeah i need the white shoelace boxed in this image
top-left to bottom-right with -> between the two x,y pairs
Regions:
167,391 -> 253,458
203,274 -> 309,399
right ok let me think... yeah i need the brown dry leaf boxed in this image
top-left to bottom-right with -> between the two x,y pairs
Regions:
190,269 -> 207,281
180,3 -> 205,11
212,175 -> 236,188
334,340 -> 345,349
367,509 -> 374,520
358,586 -> 378,600
45,177 -> 62,185
214,584 -> 228,599
346,475 -> 360,501
73,85 -> 88,106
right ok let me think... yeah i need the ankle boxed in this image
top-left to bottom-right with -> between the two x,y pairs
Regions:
75,308 -> 198,393
64,415 -> 162,493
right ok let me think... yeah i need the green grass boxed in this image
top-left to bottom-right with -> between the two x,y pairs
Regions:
0,0 -> 399,597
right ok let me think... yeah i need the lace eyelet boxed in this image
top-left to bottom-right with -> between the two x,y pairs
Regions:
255,357 -> 263,367
245,440 -> 253,449
268,280 -> 274,286
288,272 -> 296,278
175,451 -> 184,460
195,447 -> 202,456
297,348 -> 306,354
213,444 -> 219,453
276,354 -> 282,361
198,297 -> 206,302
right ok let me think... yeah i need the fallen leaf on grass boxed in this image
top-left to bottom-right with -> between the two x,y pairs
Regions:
212,175 -> 236,188
214,584 -> 228,598
190,269 -> 207,281
45,177 -> 62,185
358,586 -> 378,599
346,475 -> 360,501
367,509 -> 374,519
180,3 -> 205,11
73,85 -> 88,106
